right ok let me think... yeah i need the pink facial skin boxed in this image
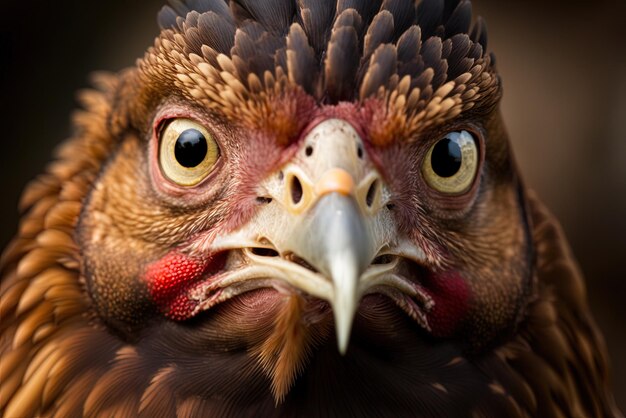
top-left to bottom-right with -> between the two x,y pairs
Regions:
425,270 -> 471,337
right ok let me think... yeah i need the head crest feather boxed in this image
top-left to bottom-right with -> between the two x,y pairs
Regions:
142,0 -> 500,144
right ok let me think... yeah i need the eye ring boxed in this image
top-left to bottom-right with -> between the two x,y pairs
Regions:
159,119 -> 220,187
422,130 -> 479,195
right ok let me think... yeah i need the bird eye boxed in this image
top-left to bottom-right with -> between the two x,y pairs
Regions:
159,119 -> 219,186
422,130 -> 479,195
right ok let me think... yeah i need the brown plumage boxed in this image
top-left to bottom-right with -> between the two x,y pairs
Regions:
0,0 -> 622,417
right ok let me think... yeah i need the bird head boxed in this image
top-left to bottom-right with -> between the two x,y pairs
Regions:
5,0 -> 534,407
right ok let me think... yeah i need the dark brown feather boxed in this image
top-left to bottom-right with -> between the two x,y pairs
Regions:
444,0 -> 472,37
324,10 -> 361,102
286,24 -> 318,103
381,0 -> 416,40
416,0 -> 445,39
232,0 -> 295,34
362,10 -> 395,61
295,0 -> 334,57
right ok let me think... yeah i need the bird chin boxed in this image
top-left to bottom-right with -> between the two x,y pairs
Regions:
187,249 -> 435,335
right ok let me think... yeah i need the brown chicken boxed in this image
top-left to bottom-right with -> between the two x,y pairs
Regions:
0,0 -> 622,416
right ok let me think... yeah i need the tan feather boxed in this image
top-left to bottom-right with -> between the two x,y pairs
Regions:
84,346 -> 143,417
251,294 -> 328,403
176,396 -> 214,418
0,360 -> 28,411
0,342 -> 29,390
35,229 -> 77,253
41,337 -> 83,409
0,278 -> 28,320
17,216 -> 45,240
18,178 -> 59,213
138,366 -> 177,416
43,201 -> 81,231
13,302 -> 54,349
0,237 -> 30,268
4,348 -> 57,418
31,323 -> 55,344
16,248 -> 69,281
16,267 -> 71,315
22,343 -> 58,382
52,368 -> 101,418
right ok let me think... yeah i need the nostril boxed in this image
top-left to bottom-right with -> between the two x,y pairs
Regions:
357,145 -> 363,159
251,247 -> 279,257
366,180 -> 378,207
305,145 -> 314,157
290,175 -> 303,205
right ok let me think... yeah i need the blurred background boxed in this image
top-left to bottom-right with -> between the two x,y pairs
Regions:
1,0 -> 624,410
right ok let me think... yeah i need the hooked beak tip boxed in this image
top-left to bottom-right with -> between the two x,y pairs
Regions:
337,326 -> 351,355
333,290 -> 357,355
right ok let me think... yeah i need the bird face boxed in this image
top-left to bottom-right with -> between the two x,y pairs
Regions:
72,0 -> 533,402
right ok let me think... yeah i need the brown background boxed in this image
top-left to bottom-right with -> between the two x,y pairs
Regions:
1,0 -> 624,410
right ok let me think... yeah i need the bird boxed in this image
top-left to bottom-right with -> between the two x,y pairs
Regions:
0,0 -> 622,416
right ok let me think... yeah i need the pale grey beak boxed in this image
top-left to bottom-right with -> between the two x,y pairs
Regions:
294,192 -> 372,354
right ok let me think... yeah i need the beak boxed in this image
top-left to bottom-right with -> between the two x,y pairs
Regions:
296,192 -> 370,353
208,119 -> 429,353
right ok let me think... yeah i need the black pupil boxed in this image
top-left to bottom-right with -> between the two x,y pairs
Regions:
431,137 -> 462,178
174,129 -> 208,168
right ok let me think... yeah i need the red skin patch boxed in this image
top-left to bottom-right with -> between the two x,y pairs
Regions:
424,270 -> 471,337
144,251 -> 226,320
144,250 -> 471,338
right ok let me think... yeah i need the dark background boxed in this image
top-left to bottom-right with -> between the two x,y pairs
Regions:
1,0 -> 624,410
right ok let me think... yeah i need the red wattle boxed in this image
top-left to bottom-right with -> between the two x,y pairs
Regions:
425,270 -> 471,337
144,251 -> 225,320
